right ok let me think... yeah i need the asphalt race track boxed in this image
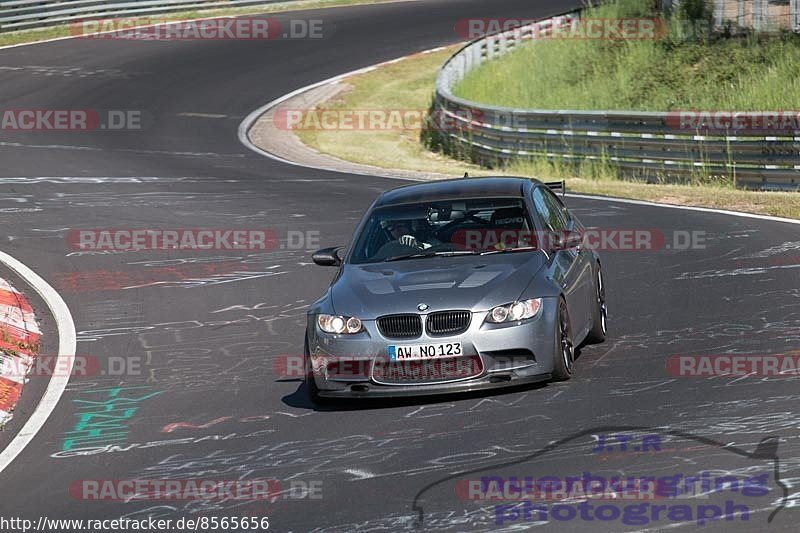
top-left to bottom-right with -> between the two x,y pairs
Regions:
1,0 -> 799,530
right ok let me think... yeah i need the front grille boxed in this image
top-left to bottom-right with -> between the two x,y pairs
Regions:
377,314 -> 422,339
373,355 -> 483,385
426,310 -> 472,336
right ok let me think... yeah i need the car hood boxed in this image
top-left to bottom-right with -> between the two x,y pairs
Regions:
330,253 -> 547,318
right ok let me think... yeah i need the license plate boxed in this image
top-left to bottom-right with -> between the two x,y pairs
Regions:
388,342 -> 462,361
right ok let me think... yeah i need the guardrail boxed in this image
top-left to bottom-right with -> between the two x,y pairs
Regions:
0,0 -> 284,32
433,13 -> 800,191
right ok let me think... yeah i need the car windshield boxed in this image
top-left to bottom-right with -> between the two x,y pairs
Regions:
348,197 -> 537,264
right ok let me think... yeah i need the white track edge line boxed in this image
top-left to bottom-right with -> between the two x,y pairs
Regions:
0,251 -> 76,474
237,58 -> 422,174
238,52 -> 800,227
0,13 -> 239,51
565,193 -> 800,226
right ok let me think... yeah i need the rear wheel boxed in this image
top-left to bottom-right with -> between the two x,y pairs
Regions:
551,299 -> 574,381
586,262 -> 607,344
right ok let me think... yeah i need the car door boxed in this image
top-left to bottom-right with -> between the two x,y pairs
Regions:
531,186 -> 593,337
545,189 -> 597,337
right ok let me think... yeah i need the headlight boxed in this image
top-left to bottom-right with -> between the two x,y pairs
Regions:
485,298 -> 542,323
318,314 -> 363,334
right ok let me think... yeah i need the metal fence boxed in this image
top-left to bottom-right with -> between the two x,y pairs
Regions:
660,0 -> 800,32
433,12 -> 800,190
0,0 -> 285,32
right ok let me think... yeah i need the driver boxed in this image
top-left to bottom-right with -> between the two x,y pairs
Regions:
387,220 -> 432,249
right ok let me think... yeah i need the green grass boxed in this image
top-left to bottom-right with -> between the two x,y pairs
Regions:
295,47 -> 492,175
0,0 -> 400,47
293,45 -> 800,219
453,0 -> 800,111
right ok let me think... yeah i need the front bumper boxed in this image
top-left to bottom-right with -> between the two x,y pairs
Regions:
317,372 -> 552,398
306,301 -> 558,398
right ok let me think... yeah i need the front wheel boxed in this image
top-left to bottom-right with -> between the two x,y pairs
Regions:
585,262 -> 607,344
304,338 -> 325,404
551,299 -> 574,381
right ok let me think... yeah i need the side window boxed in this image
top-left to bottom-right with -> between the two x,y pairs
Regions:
353,215 -> 388,262
547,190 -> 572,225
532,187 -> 568,231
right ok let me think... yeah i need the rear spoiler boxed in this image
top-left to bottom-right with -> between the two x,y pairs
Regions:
545,180 -> 566,198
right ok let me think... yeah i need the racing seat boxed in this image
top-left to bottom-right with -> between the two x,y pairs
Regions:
490,207 -> 527,229
489,207 -> 534,249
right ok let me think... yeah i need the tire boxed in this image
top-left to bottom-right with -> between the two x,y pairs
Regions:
304,338 -> 325,405
551,299 -> 575,381
586,262 -> 607,344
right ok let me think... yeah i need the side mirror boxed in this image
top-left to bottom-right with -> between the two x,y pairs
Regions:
548,230 -> 582,252
312,247 -> 344,267
561,231 -> 583,250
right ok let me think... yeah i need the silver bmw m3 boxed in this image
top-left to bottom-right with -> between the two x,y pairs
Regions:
304,177 -> 607,402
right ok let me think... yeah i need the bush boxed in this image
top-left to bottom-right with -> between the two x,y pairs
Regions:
679,0 -> 711,22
